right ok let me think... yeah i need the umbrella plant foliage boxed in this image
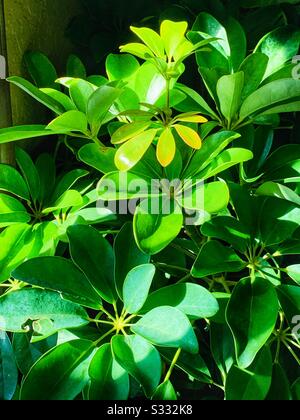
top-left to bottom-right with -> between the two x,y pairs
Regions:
0,7 -> 299,401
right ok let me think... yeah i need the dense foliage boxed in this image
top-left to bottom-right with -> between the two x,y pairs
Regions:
0,1 -> 300,401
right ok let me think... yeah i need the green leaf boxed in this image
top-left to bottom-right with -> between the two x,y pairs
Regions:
15,147 -> 40,202
266,363 -> 292,400
0,164 -> 30,200
43,190 -> 83,214
276,285 -> 300,324
69,79 -> 95,113
255,26 -> 300,78
239,53 -> 269,99
256,182 -> 300,207
66,54 -> 87,79
67,225 -> 116,303
87,85 -> 121,130
111,122 -> 150,145
160,20 -> 188,59
292,378 -> 300,400
24,51 -> 58,88
201,216 -> 251,252
7,76 -> 64,114
111,335 -> 162,397
239,79 -> 300,120
132,306 -> 199,354
131,26 -> 165,58
180,181 -> 230,213
40,88 -> 77,111
210,323 -> 235,378
47,110 -> 88,134
286,265 -> 300,285
0,289 -> 89,334
0,332 -> 18,400
133,199 -> 183,255
152,381 -> 177,400
35,153 -> 56,204
183,131 -> 241,179
0,125 -> 61,144
0,194 -> 30,227
192,240 -> 246,278
114,129 -> 157,171
78,144 -> 117,173
262,144 -> 300,184
106,53 -> 140,80
88,344 -> 129,400
225,346 -> 273,400
159,348 -> 211,383
141,283 -> 219,320
217,72 -> 244,122
226,276 -> 279,368
175,83 -> 218,118
20,340 -> 94,400
123,264 -> 155,314
12,332 -> 57,376
120,43 -> 154,60
198,148 -> 254,180
13,256 -> 102,310
51,169 -> 88,203
114,223 -> 150,298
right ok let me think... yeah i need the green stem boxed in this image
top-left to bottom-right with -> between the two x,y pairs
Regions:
170,243 -> 197,260
94,328 -> 116,346
177,273 -> 192,284
164,348 -> 182,383
155,263 -> 190,273
283,340 -> 300,365
88,318 -> 114,326
99,307 -> 115,322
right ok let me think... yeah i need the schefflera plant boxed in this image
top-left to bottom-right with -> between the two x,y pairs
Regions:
6,224 -> 219,400
112,20 -> 216,169
98,130 -> 253,254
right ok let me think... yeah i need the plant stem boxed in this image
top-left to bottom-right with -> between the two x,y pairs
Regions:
155,263 -> 190,273
94,328 -> 116,346
164,348 -> 182,383
283,340 -> 300,365
88,318 -> 114,326
170,243 -> 197,260
99,307 -> 115,322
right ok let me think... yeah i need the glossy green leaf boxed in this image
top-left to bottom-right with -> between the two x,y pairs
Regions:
13,256 -> 102,310
35,153 -> 56,204
266,363 -> 292,400
255,26 -> 300,78
217,72 -> 244,122
201,216 -> 251,252
106,53 -> 140,81
239,53 -> 269,99
66,54 -> 87,79
133,199 -> 183,255
88,344 -> 129,400
79,144 -> 117,173
0,194 -> 30,227
192,240 -> 246,278
180,181 -> 230,213
43,190 -> 83,214
0,332 -> 18,400
226,346 -> 273,400
7,76 -> 64,114
0,125 -> 61,144
160,20 -> 187,59
123,264 -> 155,314
0,289 -> 89,334
51,169 -> 88,202
276,285 -> 300,323
256,182 -> 300,207
152,381 -> 177,400
114,223 -> 150,298
87,85 -> 121,129
69,79 -> 95,113
141,283 -> 219,320
210,323 -> 235,378
15,147 -> 40,202
20,340 -> 94,400
67,225 -> 116,303
226,276 -> 279,368
111,122 -> 150,145
24,51 -> 58,88
132,306 -> 199,354
291,378 -> 300,400
47,110 -> 88,134
0,164 -> 30,200
40,88 -> 77,111
114,129 -> 157,171
111,335 -> 162,397
286,265 -> 300,285
239,79 -> 300,120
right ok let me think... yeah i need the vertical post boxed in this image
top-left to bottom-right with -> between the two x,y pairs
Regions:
0,0 -> 14,166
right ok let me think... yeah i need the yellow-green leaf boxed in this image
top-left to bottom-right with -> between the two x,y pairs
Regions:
176,115 -> 208,123
115,129 -> 157,171
111,122 -> 150,145
174,124 -> 202,149
160,20 -> 188,59
157,128 -> 176,167
130,26 -> 165,58
120,43 -> 154,59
